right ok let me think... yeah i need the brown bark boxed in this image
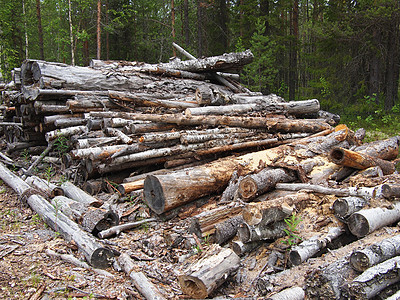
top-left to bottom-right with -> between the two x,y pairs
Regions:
330,147 -> 395,175
177,244 -> 240,299
117,180 -> 144,195
36,0 -> 44,60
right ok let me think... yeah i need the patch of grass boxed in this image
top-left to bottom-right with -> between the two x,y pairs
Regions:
282,213 -> 302,247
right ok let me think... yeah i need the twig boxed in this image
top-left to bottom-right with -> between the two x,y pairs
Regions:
98,218 -> 157,238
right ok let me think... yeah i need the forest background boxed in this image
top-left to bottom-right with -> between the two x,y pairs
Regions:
0,0 -> 399,136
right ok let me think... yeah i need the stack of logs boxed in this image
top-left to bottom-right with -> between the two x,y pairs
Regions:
1,46 -> 400,299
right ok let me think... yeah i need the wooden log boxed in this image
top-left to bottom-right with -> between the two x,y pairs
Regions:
381,184 -> 400,199
238,221 -> 287,243
267,287 -> 305,300
349,234 -> 400,272
23,142 -> 54,176
346,256 -> 400,299
109,90 -> 198,109
92,111 -> 332,132
80,206 -> 120,235
22,87 -> 108,100
51,195 -> 88,221
332,196 -> 368,220
214,215 -> 244,245
329,147 -> 395,175
289,227 -> 344,266
34,101 -> 68,114
104,127 -> 133,144
117,180 -> 144,195
25,175 -> 64,198
129,123 -> 178,134
242,192 -> 310,226
43,113 -> 84,125
71,144 -> 130,160
143,129 -> 348,214
238,168 -> 297,201
73,137 -> 118,149
45,125 -> 88,142
54,117 -> 87,128
0,162 -> 113,268
98,218 -> 157,239
231,240 -> 262,256
60,181 -> 103,207
118,252 -> 166,300
189,205 -> 242,239
177,244 -> 240,299
347,201 -> 400,237
82,179 -> 104,195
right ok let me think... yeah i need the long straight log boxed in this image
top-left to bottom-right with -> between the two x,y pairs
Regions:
25,175 -> 64,198
0,162 -> 113,268
347,202 -> 400,237
60,181 -> 103,207
330,147 -> 395,175
177,244 -> 240,299
118,253 -> 166,300
349,234 -> 400,272
143,129 -> 348,214
346,256 -> 400,299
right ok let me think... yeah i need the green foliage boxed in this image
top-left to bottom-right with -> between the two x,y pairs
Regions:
54,136 -> 69,157
282,213 -> 302,246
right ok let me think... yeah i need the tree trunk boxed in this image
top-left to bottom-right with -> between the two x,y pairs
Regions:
289,227 -> 344,266
97,0 -> 101,60
60,181 -> 103,207
346,256 -> 400,299
68,0 -> 74,65
118,253 -> 166,300
347,201 -> 400,237
36,0 -> 44,60
25,175 -> 64,198
214,215 -> 244,245
332,196 -> 368,220
329,147 -> 395,175
267,286 -> 305,300
381,184 -> 400,199
177,244 -> 240,299
350,234 -> 400,272
98,218 -> 157,239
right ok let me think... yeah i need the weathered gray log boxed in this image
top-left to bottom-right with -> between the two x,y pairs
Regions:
81,206 -> 120,234
231,240 -> 262,256
238,221 -> 286,243
185,99 -> 320,117
33,101 -> 68,114
214,215 -> 244,245
276,183 -> 385,199
0,162 -> 113,268
25,175 -> 64,198
289,227 -> 344,266
381,184 -> 400,199
22,87 -> 108,100
23,142 -> 54,176
267,287 -> 305,300
43,113 -> 84,125
238,168 -> 297,201
330,147 -> 395,175
104,127 -> 133,144
109,90 -> 198,109
60,181 -> 103,207
349,234 -> 400,272
118,252 -> 166,300
346,256 -> 400,299
54,117 -> 87,128
177,244 -> 240,299
332,196 -> 368,220
98,218 -> 157,239
51,195 -> 88,220
347,202 -> 400,237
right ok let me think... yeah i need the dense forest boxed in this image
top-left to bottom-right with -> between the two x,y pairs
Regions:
0,0 -> 399,116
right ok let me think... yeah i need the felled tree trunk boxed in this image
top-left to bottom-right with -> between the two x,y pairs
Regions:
60,181 -> 103,207
347,201 -> 400,237
238,168 -> 297,201
346,256 -> 400,299
237,221 -> 286,243
381,184 -> 400,199
214,215 -> 244,245
289,227 -> 344,266
329,147 -> 395,175
349,234 -> 400,272
177,244 -> 240,299
25,175 -> 64,198
332,196 -> 368,220
267,286 -> 305,300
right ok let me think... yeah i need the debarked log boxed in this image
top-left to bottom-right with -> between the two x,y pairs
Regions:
25,175 -> 64,198
45,125 -> 88,142
346,256 -> 400,299
60,181 -> 103,207
347,201 -> 400,237
98,218 -> 157,239
349,234 -> 400,272
238,167 -> 297,201
329,147 -> 395,175
177,244 -> 240,299
289,227 -> 345,266
118,252 -> 166,300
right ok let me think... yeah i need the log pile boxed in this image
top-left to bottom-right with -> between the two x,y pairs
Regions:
1,46 -> 400,299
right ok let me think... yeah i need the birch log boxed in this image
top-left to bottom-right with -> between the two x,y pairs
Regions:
332,196 -> 368,220
177,244 -> 240,299
60,181 -> 103,207
238,221 -> 287,243
349,234 -> 400,272
347,201 -> 400,237
267,287 -> 305,300
346,256 -> 400,299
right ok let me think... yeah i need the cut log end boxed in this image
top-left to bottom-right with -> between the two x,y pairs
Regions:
242,206 -> 263,226
289,251 -> 303,266
332,198 -> 349,219
348,213 -> 370,237
349,251 -> 370,272
330,147 -> 345,164
238,177 -> 258,200
90,247 -> 114,269
178,275 -> 207,299
143,175 -> 165,214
